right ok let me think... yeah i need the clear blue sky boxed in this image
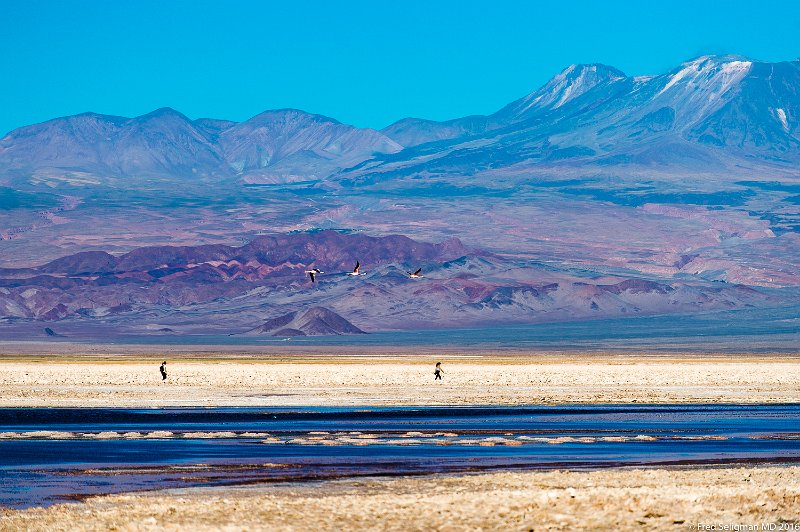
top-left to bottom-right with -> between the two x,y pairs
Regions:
2,0 -> 799,135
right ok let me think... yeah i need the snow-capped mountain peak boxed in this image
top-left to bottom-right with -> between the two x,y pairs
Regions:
543,63 -> 627,108
656,55 -> 752,98
495,63 -> 627,122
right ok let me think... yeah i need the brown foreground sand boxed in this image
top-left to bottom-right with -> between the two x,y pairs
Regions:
2,466 -> 799,531
0,350 -> 798,406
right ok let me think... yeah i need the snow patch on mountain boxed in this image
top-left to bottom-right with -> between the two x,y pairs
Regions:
776,108 -> 789,131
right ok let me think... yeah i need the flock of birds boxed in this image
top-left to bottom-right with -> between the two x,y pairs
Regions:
304,262 -> 422,283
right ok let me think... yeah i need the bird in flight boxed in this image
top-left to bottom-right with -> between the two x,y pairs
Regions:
347,261 -> 365,276
305,268 -> 323,283
408,268 -> 422,279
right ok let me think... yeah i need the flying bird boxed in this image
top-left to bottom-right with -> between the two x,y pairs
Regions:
347,261 -> 365,276
305,268 -> 323,283
408,268 -> 422,279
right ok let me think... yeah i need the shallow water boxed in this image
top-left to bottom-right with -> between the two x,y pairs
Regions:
1,404 -> 799,509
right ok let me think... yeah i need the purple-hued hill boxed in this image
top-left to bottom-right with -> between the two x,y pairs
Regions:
0,230 -> 776,337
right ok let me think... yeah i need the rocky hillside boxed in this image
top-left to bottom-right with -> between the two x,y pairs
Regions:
0,230 -> 773,337
246,307 -> 366,336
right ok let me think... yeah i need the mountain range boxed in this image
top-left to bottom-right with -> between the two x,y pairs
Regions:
0,108 -> 400,185
1,54 -> 799,338
2,55 -> 799,189
382,56 -> 799,156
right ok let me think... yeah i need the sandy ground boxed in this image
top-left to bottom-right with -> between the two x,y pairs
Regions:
0,351 -> 798,406
2,466 -> 799,531
2,348 -> 799,530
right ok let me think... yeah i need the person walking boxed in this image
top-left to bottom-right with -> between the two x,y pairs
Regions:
159,361 -> 167,381
434,362 -> 443,381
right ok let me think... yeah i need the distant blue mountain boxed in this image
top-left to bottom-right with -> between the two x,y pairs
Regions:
0,108 -> 401,185
371,56 -> 800,182
383,55 -> 800,152
1,55 -> 798,188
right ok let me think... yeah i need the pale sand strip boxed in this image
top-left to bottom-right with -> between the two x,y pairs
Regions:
0,353 -> 798,406
2,466 -> 798,531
